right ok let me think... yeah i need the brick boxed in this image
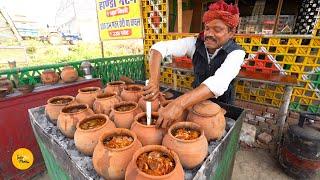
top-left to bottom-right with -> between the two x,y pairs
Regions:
240,122 -> 257,146
246,112 -> 255,120
252,110 -> 263,116
287,117 -> 298,125
250,103 -> 267,112
255,116 -> 266,122
258,121 -> 269,130
257,132 -> 273,144
266,127 -> 273,134
263,112 -> 273,119
289,111 -> 300,119
254,140 -> 269,149
270,124 -> 279,135
248,119 -> 258,125
267,107 -> 279,115
266,118 -> 276,125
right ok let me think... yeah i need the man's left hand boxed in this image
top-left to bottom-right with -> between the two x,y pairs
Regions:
156,100 -> 185,129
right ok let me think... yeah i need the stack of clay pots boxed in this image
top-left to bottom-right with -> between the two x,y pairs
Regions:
43,80 -> 228,180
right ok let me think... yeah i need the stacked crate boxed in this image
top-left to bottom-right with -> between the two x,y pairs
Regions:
293,0 -> 320,34
142,0 -> 320,113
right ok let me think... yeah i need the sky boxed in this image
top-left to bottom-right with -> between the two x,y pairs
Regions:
1,0 -> 60,25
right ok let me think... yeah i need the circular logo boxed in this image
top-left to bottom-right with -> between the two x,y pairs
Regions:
12,148 -> 34,170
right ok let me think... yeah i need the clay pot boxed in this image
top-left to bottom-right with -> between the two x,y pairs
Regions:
111,101 -> 142,129
92,128 -> 142,180
0,88 -> 8,98
41,69 -> 59,85
0,77 -> 14,93
130,112 -> 165,146
138,96 -> 160,112
57,104 -> 94,138
120,84 -> 143,103
162,122 -> 208,169
74,114 -> 116,156
125,145 -> 184,180
187,100 -> 226,141
105,81 -> 125,95
60,66 -> 78,83
45,95 -> 76,124
17,84 -> 34,94
93,92 -> 121,115
75,87 -> 101,108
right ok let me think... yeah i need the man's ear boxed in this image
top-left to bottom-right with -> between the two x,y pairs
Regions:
228,27 -> 236,36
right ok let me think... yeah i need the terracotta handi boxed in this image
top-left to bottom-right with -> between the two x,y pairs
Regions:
125,145 -> 184,180
130,112 -> 165,145
111,101 -> 142,129
75,87 -> 101,108
105,81 -> 126,95
187,100 -> 226,141
120,84 -> 143,103
74,114 -> 115,156
45,95 -> 75,124
41,69 -> 59,85
60,66 -> 79,83
0,77 -> 14,93
93,92 -> 121,115
57,104 -> 94,138
138,96 -> 160,112
92,128 -> 142,180
162,122 -> 208,169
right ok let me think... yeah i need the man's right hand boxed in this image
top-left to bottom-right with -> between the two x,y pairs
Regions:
142,81 -> 160,101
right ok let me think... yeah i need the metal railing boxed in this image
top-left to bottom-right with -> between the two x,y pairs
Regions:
0,55 -> 145,86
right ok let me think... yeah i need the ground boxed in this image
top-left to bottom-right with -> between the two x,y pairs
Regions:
32,148 -> 293,180
231,148 -> 293,180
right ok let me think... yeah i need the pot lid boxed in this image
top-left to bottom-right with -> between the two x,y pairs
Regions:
192,100 -> 221,116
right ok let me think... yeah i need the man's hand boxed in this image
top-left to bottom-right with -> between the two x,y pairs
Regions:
156,100 -> 185,128
142,81 -> 160,101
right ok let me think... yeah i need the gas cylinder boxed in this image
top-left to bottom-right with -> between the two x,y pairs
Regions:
279,112 -> 320,179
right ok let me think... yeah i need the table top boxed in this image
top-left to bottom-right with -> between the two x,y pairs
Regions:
29,106 -> 238,180
0,78 -> 101,101
162,64 -> 299,86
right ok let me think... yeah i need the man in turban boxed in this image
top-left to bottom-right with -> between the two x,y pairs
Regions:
143,0 -> 245,128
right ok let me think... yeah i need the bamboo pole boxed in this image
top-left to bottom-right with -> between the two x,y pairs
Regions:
178,0 -> 183,33
273,0 -> 284,34
94,1 -> 105,58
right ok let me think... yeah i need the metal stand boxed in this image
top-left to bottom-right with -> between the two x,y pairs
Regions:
277,85 -> 293,155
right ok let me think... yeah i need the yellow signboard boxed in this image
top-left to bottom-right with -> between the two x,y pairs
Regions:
96,0 -> 144,40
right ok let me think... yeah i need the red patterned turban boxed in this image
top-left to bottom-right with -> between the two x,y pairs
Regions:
203,0 -> 240,28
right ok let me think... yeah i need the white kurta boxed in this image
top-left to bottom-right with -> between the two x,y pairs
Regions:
151,37 -> 245,98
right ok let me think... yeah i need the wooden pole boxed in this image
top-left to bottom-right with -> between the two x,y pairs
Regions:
273,0 -> 284,34
178,0 -> 183,33
94,1 -> 104,58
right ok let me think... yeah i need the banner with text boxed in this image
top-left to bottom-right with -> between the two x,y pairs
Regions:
96,0 -> 143,40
